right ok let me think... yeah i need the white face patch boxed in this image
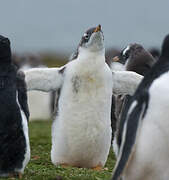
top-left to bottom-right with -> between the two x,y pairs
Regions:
123,45 -> 130,56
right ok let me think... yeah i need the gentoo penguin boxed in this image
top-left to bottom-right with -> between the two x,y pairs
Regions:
24,25 -> 142,169
112,44 -> 156,155
0,35 -> 30,178
112,34 -> 169,180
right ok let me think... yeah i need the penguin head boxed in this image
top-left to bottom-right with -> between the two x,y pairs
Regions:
112,45 -> 131,65
124,44 -> 146,63
0,35 -> 12,63
113,44 -> 155,75
113,44 -> 144,65
161,34 -> 169,58
78,25 -> 104,53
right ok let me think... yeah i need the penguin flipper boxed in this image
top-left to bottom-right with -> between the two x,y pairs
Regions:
112,71 -> 143,95
16,70 -> 30,120
112,91 -> 149,180
24,66 -> 65,92
115,95 -> 132,153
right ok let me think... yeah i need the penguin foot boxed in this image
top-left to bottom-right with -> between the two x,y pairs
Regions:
9,172 -> 23,179
92,165 -> 103,171
9,176 -> 15,180
18,172 -> 22,179
9,174 -> 16,179
60,163 -> 71,168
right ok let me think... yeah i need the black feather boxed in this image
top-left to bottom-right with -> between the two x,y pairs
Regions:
0,35 -> 29,175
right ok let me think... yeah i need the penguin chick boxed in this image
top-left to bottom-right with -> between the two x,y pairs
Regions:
113,43 -> 156,75
112,44 -> 156,156
24,25 -> 143,169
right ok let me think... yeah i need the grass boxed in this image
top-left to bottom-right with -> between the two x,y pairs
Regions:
0,121 -> 116,180
41,54 -> 68,67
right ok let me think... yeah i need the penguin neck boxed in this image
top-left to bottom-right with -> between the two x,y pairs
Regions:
77,47 -> 105,67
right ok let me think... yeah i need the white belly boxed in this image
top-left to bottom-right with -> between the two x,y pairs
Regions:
51,104 -> 112,167
51,67 -> 112,168
123,72 -> 169,180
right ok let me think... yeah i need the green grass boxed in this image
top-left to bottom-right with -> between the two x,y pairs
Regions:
41,54 -> 67,67
0,121 -> 116,180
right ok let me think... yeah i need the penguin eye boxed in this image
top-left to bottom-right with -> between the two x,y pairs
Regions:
84,34 -> 89,40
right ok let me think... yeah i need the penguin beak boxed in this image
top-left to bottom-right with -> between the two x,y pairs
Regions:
94,25 -> 101,32
112,56 -> 120,62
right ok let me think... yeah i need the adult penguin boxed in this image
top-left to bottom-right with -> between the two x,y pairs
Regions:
0,35 -> 30,178
24,25 -> 142,169
112,34 -> 169,180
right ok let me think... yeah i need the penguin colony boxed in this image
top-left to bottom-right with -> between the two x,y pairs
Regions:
0,25 -> 168,180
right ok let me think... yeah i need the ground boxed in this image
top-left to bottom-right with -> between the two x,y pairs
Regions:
1,121 -> 116,180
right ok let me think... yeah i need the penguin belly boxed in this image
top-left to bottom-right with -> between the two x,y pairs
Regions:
51,68 -> 112,168
123,73 -> 169,180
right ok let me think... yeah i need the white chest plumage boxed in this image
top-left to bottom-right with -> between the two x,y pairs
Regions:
24,46 -> 143,169
51,54 -> 113,168
122,72 -> 169,180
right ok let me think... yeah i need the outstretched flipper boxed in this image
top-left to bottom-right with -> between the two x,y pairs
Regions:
113,71 -> 143,95
112,90 -> 149,180
24,66 -> 65,92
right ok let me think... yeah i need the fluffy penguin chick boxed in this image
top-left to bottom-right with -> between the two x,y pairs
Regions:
24,25 -> 142,169
112,44 -> 156,156
112,34 -> 169,180
0,35 -> 30,178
